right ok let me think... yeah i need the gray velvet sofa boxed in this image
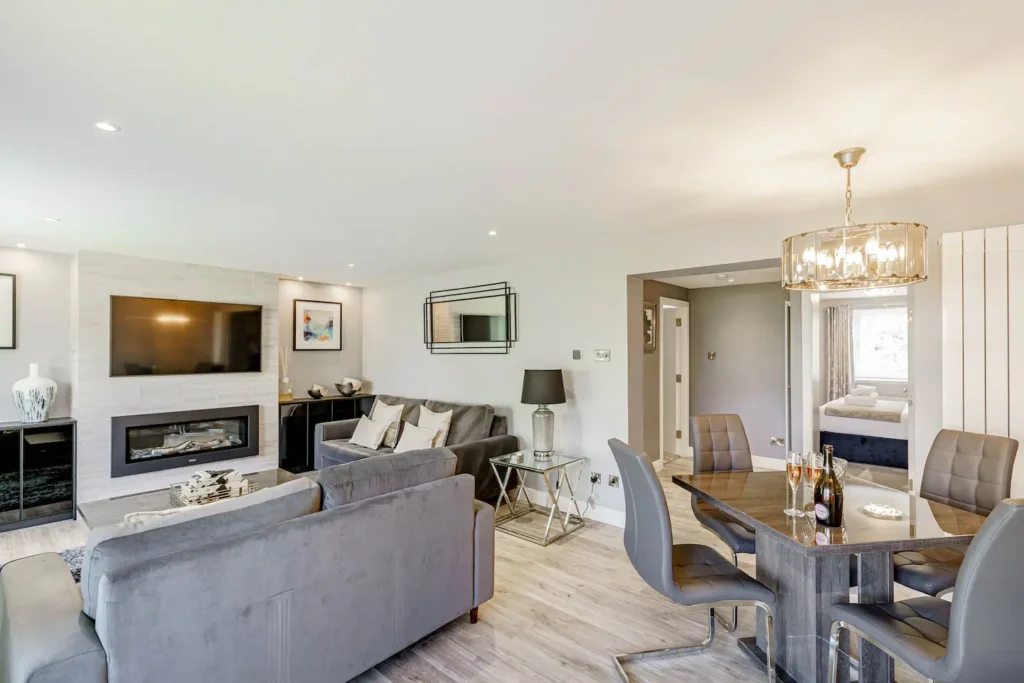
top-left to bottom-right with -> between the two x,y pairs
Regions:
315,394 -> 519,502
0,449 -> 494,683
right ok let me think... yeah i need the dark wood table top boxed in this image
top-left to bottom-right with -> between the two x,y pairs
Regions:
672,470 -> 987,555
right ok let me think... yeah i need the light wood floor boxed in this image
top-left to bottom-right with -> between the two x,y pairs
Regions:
0,459 -> 925,682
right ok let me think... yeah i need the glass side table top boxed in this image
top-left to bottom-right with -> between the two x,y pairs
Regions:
490,451 -> 583,473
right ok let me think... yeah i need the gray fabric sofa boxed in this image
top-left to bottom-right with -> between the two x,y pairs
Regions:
315,394 -> 519,502
0,449 -> 494,683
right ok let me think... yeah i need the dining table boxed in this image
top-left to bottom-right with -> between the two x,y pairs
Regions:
672,470 -> 988,683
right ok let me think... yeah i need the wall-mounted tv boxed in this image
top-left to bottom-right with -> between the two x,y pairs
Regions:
110,296 -> 262,377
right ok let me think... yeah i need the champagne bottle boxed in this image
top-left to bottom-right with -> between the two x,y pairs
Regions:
813,445 -> 844,527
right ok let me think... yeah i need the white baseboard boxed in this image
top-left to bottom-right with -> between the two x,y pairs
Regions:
752,455 -> 785,470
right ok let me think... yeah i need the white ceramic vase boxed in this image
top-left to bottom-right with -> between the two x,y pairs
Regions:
12,363 -> 57,423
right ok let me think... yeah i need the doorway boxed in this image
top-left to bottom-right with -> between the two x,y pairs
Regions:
659,298 -> 689,465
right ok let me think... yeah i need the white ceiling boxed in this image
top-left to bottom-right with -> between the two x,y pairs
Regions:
658,267 -> 781,290
2,2 -> 1023,284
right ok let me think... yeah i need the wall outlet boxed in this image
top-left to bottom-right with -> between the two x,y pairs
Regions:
594,349 -> 611,362
590,472 -> 601,484
707,351 -> 717,360
770,436 -> 786,447
608,474 -> 620,488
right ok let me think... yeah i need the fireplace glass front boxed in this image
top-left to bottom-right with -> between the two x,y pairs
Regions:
126,417 -> 248,464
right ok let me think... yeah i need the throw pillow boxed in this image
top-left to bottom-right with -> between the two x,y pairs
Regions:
394,422 -> 438,453
418,405 -> 454,447
349,415 -> 389,449
370,400 -> 405,448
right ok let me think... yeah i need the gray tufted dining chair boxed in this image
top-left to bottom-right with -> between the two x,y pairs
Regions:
829,498 -> 1024,683
688,414 -> 757,630
608,438 -> 776,682
894,429 -> 1018,597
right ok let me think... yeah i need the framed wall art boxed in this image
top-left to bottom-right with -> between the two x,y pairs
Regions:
293,299 -> 342,351
0,273 -> 15,349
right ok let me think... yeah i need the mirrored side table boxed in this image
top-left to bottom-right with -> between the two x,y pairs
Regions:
490,451 -> 585,546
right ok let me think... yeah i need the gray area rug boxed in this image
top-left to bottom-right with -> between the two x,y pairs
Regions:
60,545 -> 84,584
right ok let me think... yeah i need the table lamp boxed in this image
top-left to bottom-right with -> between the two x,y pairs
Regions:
521,369 -> 566,458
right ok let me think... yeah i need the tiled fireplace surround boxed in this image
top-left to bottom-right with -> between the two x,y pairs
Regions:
71,251 -> 280,502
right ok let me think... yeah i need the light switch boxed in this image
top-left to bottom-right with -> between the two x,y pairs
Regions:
594,349 -> 611,362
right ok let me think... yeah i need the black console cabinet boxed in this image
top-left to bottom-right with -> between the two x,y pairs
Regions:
0,417 -> 76,531
279,395 -> 375,473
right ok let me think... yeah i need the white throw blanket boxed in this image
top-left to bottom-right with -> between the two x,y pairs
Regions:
851,385 -> 877,396
844,392 -> 879,407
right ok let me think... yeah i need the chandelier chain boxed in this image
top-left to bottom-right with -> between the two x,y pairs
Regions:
845,167 -> 853,226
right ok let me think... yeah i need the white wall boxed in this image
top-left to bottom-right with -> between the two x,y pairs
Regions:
363,264 -> 629,522
72,251 -> 279,502
278,279 -> 363,394
0,248 -> 72,422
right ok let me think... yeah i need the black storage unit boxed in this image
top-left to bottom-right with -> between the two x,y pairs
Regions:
279,395 -> 375,473
0,417 -> 76,531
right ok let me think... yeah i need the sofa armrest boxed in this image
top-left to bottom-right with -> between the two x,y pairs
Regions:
316,418 -> 360,443
313,419 -> 362,469
0,553 -> 106,683
472,500 -> 495,607
448,434 -> 520,503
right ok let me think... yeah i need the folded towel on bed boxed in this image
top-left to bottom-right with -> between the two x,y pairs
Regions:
851,385 -> 877,396
844,393 -> 878,407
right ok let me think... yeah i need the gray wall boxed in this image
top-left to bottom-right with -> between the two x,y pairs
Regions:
278,279 -> 363,395
689,282 -> 788,459
0,248 -> 72,422
641,280 -> 689,460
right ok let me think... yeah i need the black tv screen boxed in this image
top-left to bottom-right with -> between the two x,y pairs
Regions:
110,296 -> 262,377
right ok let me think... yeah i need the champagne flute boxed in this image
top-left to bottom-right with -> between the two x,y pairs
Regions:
785,451 -> 804,517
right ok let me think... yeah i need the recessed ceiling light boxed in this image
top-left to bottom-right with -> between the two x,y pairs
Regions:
16,243 -> 25,249
94,121 -> 121,133
347,263 -> 355,268
345,282 -> 351,286
297,276 -> 303,281
728,278 -> 736,283
488,230 -> 498,236
45,217 -> 61,223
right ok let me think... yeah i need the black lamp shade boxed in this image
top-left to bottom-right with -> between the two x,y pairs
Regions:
521,369 -> 566,405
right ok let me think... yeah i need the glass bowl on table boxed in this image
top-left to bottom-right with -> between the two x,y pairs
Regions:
803,452 -> 848,487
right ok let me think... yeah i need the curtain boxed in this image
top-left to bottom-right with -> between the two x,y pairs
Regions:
824,305 -> 853,401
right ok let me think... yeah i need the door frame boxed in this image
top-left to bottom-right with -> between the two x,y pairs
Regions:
659,297 -> 690,468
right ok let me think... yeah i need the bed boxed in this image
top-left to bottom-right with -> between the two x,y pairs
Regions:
818,397 -> 909,469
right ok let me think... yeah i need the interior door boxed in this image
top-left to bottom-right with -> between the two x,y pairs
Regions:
676,305 -> 690,456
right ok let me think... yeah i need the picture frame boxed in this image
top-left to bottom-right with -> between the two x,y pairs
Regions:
0,273 -> 15,350
293,299 -> 342,351
643,301 -> 657,353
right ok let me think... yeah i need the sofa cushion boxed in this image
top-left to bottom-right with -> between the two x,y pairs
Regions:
320,439 -> 394,466
80,476 -> 321,619
316,448 -> 457,509
369,401 -> 404,448
350,415 -> 389,450
373,394 -> 427,425
425,400 -> 494,445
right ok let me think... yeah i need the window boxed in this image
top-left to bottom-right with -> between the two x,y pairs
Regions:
852,306 -> 908,382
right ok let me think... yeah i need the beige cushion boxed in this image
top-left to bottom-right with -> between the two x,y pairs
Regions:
80,476 -> 320,619
370,400 -> 405,448
350,415 -> 389,449
394,422 -> 437,453
418,405 -> 453,447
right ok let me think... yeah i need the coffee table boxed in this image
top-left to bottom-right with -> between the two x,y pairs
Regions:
77,469 -> 297,529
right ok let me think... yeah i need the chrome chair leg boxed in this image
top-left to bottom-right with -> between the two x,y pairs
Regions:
828,621 -> 843,683
763,605 -> 776,683
712,551 -> 740,632
613,609 -> 716,682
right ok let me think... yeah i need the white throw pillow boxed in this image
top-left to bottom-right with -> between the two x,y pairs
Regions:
370,401 -> 405,448
418,405 -> 453,447
394,422 -> 438,453
350,415 -> 390,450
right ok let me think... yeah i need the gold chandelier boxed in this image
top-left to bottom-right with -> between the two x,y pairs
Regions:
782,148 -> 927,291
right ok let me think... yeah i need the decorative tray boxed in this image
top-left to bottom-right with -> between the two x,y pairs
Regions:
169,479 -> 260,507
